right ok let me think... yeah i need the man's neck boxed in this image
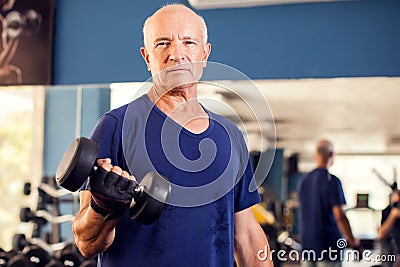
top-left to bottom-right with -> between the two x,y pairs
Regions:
147,85 -> 210,134
148,85 -> 199,113
316,160 -> 331,169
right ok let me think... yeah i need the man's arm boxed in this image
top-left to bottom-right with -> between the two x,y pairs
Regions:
72,160 -> 135,258
234,207 -> 274,267
332,205 -> 359,248
378,207 -> 400,240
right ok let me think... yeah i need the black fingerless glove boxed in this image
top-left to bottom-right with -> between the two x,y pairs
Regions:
88,167 -> 137,221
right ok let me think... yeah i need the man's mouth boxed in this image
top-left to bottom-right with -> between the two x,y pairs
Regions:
167,68 -> 189,73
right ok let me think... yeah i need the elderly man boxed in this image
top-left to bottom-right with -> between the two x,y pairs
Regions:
72,4 -> 273,267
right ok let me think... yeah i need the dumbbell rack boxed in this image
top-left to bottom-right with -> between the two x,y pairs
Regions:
22,176 -> 78,244
3,176 -> 97,267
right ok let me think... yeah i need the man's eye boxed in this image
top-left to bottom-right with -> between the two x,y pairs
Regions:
184,40 -> 197,46
156,42 -> 169,47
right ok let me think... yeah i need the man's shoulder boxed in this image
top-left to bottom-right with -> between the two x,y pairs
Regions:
300,168 -> 320,180
298,168 -> 331,186
329,173 -> 341,182
105,104 -> 128,120
104,94 -> 148,121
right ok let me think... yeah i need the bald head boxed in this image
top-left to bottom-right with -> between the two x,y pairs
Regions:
315,139 -> 335,167
142,4 -> 208,48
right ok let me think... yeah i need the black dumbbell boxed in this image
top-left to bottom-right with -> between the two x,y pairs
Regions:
54,244 -> 83,267
55,137 -> 171,224
20,207 -> 74,224
24,245 -> 50,267
24,182 -> 73,199
19,208 -> 48,226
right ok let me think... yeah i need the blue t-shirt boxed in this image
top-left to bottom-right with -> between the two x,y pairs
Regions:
86,94 -> 261,267
297,168 -> 346,259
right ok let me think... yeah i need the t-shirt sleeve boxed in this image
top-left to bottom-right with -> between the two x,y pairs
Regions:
233,128 -> 261,212
328,176 -> 347,207
234,159 -> 261,212
80,113 -> 120,190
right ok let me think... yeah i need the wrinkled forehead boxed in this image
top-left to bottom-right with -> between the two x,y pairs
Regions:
144,8 -> 205,45
151,21 -> 202,39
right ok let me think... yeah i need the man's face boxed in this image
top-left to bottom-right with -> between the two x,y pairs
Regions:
141,7 -> 211,91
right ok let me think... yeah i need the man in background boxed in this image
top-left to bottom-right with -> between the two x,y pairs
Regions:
297,139 -> 359,267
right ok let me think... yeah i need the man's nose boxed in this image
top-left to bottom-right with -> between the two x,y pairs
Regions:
168,43 -> 185,62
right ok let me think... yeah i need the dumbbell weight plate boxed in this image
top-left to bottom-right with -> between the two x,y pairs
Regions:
0,251 -> 17,266
19,207 -> 33,223
5,253 -> 31,267
23,183 -> 31,196
12,234 -> 27,252
59,248 -> 82,267
25,245 -> 50,267
55,137 -> 98,192
129,171 -> 171,225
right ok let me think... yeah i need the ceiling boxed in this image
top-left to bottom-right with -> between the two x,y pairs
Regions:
194,76 -> 400,163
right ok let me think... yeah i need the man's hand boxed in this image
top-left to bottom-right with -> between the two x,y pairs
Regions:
88,158 -> 137,221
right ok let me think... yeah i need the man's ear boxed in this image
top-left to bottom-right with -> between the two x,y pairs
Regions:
140,46 -> 151,69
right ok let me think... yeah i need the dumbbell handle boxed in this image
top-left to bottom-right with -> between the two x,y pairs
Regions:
34,210 -> 75,224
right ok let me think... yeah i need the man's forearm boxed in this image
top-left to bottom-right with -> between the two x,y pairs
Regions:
336,215 -> 357,247
72,191 -> 117,258
378,212 -> 398,240
234,208 -> 274,267
234,233 -> 273,267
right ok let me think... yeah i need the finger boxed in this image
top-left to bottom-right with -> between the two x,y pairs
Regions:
97,158 -> 112,172
110,166 -> 123,176
121,170 -> 130,179
115,172 -> 134,190
104,171 -> 121,188
123,173 -> 136,182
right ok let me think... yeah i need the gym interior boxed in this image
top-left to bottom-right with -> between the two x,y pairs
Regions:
0,0 -> 399,266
